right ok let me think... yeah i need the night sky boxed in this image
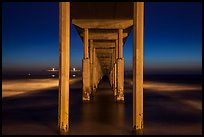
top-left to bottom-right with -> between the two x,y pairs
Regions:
2,2 -> 202,75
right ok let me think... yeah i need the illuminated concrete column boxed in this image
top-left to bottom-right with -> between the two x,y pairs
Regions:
84,29 -> 89,59
115,40 -> 119,59
117,29 -> 124,101
82,28 -> 90,101
95,57 -> 99,87
89,40 -> 93,64
118,29 -> 123,59
92,46 -> 97,92
58,2 -> 70,134
133,2 -> 144,134
94,55 -> 101,88
114,63 -> 117,96
110,70 -> 112,87
114,40 -> 118,96
109,63 -> 112,86
89,39 -> 94,94
97,57 -> 103,82
116,59 -> 124,101
110,51 -> 114,87
112,67 -> 114,89
112,48 -> 115,90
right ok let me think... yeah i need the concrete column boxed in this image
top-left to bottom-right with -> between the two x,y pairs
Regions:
96,56 -> 99,87
82,28 -> 90,101
112,49 -> 115,90
114,40 -> 118,96
82,59 -> 90,101
114,63 -> 117,96
94,54 -> 102,89
112,67 -> 114,89
93,47 -> 97,91
117,29 -> 124,102
115,39 -> 119,59
110,51 -> 114,87
84,28 -> 89,59
133,2 -> 144,134
118,29 -> 123,59
89,40 -> 93,64
97,57 -> 103,82
89,40 -> 93,94
110,70 -> 112,87
58,2 -> 70,134
116,58 -> 124,102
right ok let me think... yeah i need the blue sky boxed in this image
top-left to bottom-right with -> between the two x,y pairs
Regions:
2,2 -> 202,74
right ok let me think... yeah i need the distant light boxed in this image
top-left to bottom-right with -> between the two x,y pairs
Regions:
52,68 -> 55,71
28,73 -> 31,76
73,68 -> 76,71
72,74 -> 76,77
51,74 -> 55,77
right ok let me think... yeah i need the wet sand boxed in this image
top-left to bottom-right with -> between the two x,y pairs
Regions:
2,76 -> 202,135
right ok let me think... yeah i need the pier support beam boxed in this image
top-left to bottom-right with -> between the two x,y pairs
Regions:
89,39 -> 94,95
118,29 -> 123,59
82,28 -> 90,101
113,40 -> 118,96
116,58 -> 124,101
112,49 -> 116,93
133,2 -> 144,134
58,2 -> 70,134
93,47 -> 97,91
114,63 -> 117,96
116,29 -> 124,101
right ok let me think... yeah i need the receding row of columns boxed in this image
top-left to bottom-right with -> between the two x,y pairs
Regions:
82,28 -> 103,101
109,29 -> 124,101
58,2 -> 144,134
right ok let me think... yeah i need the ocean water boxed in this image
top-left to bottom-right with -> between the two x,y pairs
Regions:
2,73 -> 202,135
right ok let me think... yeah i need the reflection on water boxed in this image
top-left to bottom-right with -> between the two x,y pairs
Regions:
81,100 -> 126,129
69,76 -> 130,135
2,75 -> 202,135
2,78 -> 81,98
125,79 -> 202,111
125,79 -> 202,92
